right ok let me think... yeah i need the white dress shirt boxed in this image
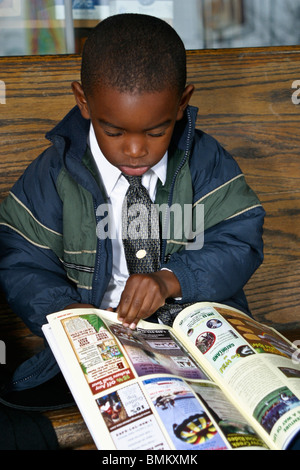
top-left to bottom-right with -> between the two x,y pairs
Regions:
89,124 -> 168,309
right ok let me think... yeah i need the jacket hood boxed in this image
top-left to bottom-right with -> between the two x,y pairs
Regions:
46,106 -> 90,161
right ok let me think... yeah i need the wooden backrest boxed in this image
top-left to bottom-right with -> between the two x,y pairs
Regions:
188,47 -> 300,264
0,47 -> 300,333
186,47 -> 300,332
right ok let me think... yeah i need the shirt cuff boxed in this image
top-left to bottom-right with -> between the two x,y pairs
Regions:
160,268 -> 182,301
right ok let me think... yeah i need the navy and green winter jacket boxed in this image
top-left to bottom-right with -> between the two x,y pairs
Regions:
0,105 -> 265,390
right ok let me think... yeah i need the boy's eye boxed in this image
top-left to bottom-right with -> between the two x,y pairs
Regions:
104,130 -> 123,137
104,129 -> 165,138
148,131 -> 166,138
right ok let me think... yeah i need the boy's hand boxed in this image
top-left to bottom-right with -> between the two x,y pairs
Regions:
116,270 -> 181,329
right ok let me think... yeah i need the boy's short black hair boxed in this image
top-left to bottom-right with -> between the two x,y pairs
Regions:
81,13 -> 187,97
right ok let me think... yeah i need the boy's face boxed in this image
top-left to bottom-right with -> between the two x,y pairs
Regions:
72,82 -> 194,176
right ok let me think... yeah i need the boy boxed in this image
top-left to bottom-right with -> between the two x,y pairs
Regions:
0,14 -> 264,393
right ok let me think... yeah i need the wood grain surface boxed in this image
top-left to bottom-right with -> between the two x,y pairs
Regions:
0,55 -> 81,201
186,47 -> 300,330
0,47 -> 300,448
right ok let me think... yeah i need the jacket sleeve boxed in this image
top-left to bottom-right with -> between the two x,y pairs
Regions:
162,132 -> 265,309
0,225 -> 81,336
163,206 -> 264,306
0,153 -> 82,336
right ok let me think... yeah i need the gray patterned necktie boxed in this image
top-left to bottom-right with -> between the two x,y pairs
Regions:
122,174 -> 160,274
121,174 -> 191,326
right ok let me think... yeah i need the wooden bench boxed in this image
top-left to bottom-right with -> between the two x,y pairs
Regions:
1,46 -> 300,449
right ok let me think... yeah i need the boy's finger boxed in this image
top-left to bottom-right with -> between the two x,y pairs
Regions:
116,276 -> 143,320
117,296 -> 147,327
117,291 -> 157,328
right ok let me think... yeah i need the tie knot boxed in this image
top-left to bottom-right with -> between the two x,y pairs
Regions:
123,173 -> 143,189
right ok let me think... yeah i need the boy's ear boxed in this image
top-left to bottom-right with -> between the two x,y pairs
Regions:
176,84 -> 195,121
71,81 -> 90,120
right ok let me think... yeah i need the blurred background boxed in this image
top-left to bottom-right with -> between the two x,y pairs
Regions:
0,0 -> 299,56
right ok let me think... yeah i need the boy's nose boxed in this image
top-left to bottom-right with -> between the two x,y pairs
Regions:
123,135 -> 147,159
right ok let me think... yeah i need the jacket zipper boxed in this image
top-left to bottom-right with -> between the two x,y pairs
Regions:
161,107 -> 193,264
91,198 -> 102,306
12,354 -> 54,388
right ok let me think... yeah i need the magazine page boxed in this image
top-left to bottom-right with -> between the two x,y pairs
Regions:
102,314 -> 267,450
172,302 -> 300,450
44,307 -> 268,451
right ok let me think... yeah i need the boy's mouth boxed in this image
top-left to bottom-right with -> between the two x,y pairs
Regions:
119,165 -> 150,177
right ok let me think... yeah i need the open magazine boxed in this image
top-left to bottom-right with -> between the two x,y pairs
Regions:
42,302 -> 300,451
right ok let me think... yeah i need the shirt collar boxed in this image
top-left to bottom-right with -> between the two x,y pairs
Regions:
89,124 -> 167,197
